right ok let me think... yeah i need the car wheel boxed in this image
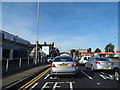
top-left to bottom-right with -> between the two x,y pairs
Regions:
91,65 -> 94,71
114,69 -> 120,83
85,64 -> 88,69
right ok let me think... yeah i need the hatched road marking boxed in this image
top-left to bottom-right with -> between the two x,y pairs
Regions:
81,70 -> 93,80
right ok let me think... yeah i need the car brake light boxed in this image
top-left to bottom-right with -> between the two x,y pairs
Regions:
95,62 -> 100,64
72,63 -> 77,67
111,63 -> 115,65
51,64 -> 56,67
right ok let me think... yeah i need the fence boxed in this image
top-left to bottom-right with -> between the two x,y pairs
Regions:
2,57 -> 47,73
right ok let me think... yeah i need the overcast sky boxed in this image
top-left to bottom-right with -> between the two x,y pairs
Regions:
2,2 -> 118,52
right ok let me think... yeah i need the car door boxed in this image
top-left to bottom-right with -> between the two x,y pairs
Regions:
87,58 -> 92,68
89,58 -> 94,68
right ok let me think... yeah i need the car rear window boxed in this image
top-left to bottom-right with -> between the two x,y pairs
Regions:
95,58 -> 109,61
54,57 -> 73,62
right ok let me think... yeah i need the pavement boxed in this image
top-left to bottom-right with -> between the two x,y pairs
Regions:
2,64 -> 50,89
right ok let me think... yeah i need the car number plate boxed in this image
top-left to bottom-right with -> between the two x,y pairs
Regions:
103,67 -> 111,69
59,64 -> 68,66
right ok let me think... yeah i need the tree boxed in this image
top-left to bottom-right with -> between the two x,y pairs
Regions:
70,49 -> 76,56
75,50 -> 79,56
105,43 -> 115,52
95,48 -> 101,53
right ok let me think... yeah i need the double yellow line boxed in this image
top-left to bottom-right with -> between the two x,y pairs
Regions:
18,68 -> 50,90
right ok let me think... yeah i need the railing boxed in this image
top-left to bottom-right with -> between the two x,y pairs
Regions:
2,57 -> 47,73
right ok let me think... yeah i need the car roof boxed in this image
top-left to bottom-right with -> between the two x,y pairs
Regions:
55,55 -> 72,58
91,57 -> 107,59
82,56 -> 91,57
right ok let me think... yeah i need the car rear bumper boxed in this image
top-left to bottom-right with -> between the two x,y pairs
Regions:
50,67 -> 78,75
94,66 -> 112,70
50,71 -> 77,75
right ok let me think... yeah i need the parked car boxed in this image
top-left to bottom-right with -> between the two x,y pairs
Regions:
50,56 -> 78,76
78,56 -> 91,64
112,62 -> 120,83
85,57 -> 113,71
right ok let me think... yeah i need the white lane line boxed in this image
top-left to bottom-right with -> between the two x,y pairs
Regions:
30,82 -> 38,89
44,74 -> 50,79
101,72 -> 105,74
97,82 -> 100,85
81,70 -> 93,80
109,75 -> 114,80
50,76 -> 57,79
100,74 -> 106,80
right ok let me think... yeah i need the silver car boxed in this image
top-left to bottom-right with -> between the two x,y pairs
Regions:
112,62 -> 120,83
85,57 -> 113,71
50,56 -> 78,76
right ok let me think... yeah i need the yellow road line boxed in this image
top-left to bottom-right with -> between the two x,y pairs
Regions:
18,68 -> 50,90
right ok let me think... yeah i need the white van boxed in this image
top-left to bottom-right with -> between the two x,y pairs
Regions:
79,56 -> 91,64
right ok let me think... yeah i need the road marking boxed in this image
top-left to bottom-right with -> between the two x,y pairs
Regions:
100,74 -> 113,80
50,76 -> 58,79
97,82 -> 100,85
53,82 -> 64,90
18,68 -> 50,90
41,82 -> 75,90
41,82 -> 54,90
101,72 -> 105,74
109,75 -> 114,80
100,74 -> 106,80
81,70 -> 93,80
44,74 -> 50,79
30,82 -> 38,89
66,82 -> 75,90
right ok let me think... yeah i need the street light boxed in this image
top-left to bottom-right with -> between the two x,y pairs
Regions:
35,0 -> 40,65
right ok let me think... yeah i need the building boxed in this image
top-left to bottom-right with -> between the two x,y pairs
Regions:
77,49 -> 88,53
30,42 -> 60,58
0,30 -> 32,61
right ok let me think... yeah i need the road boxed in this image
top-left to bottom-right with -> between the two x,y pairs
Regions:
7,64 -> 120,89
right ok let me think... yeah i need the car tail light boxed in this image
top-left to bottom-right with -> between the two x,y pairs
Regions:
95,62 -> 100,64
72,63 -> 77,67
111,63 -> 115,65
51,64 -> 56,67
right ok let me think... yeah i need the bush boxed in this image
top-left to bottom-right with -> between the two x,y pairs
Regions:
107,57 -> 120,60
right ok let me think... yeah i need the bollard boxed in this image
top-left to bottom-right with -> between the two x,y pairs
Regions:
28,58 -> 29,66
41,56 -> 42,62
6,59 -> 9,72
38,57 -> 39,64
19,58 -> 22,68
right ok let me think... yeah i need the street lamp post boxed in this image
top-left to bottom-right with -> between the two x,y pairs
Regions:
35,0 -> 40,65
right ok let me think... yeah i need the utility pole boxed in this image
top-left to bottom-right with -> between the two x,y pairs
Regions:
35,0 -> 40,65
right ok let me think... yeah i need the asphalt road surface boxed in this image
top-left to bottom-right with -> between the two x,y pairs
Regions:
7,65 -> 120,90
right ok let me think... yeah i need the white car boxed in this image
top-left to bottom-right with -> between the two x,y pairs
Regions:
50,56 -> 78,76
79,56 -> 91,64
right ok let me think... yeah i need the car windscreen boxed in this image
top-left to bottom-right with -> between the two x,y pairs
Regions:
54,57 -> 73,62
95,58 -> 109,61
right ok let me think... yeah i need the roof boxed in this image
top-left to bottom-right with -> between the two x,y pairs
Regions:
98,52 -> 116,55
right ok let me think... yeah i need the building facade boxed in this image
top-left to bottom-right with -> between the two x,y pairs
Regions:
30,42 -> 60,58
0,30 -> 32,61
